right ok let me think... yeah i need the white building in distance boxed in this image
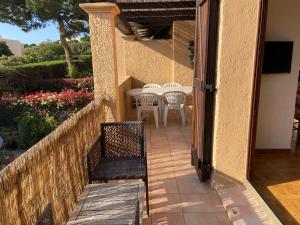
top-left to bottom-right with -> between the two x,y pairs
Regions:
0,35 -> 24,56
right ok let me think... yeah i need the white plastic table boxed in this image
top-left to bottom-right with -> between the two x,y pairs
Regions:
127,86 -> 193,96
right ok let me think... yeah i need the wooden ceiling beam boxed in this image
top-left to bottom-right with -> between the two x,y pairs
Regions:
126,15 -> 195,22
123,9 -> 195,17
117,1 -> 196,9
115,14 -> 133,35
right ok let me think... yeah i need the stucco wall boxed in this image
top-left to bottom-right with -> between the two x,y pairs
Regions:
118,76 -> 135,121
212,0 -> 260,181
173,21 -> 195,86
124,39 -> 174,87
115,22 -> 194,88
255,0 -> 300,149
81,3 -> 121,122
115,29 -> 126,78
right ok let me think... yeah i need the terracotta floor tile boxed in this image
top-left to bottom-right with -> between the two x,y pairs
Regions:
169,142 -> 189,149
150,169 -> 176,180
150,194 -> 182,214
143,217 -> 151,225
177,176 -> 212,194
144,120 -> 230,224
183,212 -> 231,225
148,152 -> 171,160
180,193 -> 224,213
175,168 -> 196,178
149,147 -> 171,154
151,213 -> 185,225
150,178 -> 179,195
149,161 -> 174,170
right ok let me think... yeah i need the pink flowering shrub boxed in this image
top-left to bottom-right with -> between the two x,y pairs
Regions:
0,92 -> 20,104
19,89 -> 94,112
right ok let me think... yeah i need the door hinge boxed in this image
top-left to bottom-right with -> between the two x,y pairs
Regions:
205,84 -> 217,93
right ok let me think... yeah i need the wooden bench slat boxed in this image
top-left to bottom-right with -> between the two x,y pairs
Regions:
67,182 -> 144,225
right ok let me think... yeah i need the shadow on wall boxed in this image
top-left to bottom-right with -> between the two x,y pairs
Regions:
139,21 -> 195,70
123,21 -> 195,86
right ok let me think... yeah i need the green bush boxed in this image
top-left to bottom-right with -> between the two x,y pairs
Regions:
70,41 -> 91,56
0,102 -> 20,127
0,56 -> 92,79
24,41 -> 65,62
17,111 -> 58,148
0,42 -> 13,56
0,127 -> 19,149
0,55 -> 38,66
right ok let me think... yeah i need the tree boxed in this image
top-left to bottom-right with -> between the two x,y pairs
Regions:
0,0 -> 94,76
0,42 -> 13,56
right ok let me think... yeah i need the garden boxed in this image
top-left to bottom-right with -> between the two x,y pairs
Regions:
0,40 -> 94,169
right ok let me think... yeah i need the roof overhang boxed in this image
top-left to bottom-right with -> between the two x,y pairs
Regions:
108,0 -> 196,39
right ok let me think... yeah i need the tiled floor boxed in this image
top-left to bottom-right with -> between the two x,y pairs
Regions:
142,115 -> 231,225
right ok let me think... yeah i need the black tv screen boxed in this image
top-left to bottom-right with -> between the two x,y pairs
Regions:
262,41 -> 293,74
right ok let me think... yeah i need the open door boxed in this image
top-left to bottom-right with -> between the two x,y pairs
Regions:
247,0 -> 268,179
191,0 -> 219,182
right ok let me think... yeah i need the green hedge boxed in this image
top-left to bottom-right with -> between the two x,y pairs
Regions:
0,56 -> 92,80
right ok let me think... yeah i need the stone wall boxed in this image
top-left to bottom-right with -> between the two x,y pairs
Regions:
0,97 -> 105,225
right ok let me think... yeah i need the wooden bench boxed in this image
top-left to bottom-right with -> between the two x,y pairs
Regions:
67,182 -> 144,225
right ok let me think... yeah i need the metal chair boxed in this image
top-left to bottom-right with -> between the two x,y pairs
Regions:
162,83 -> 182,88
162,91 -> 186,127
87,121 -> 149,215
136,93 -> 160,128
143,84 -> 161,88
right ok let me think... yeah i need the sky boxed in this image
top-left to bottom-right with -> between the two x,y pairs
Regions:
0,22 -> 60,44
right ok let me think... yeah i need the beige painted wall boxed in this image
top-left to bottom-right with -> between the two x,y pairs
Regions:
212,0 -> 260,181
256,0 -> 300,149
173,21 -> 195,86
115,21 -> 195,88
118,76 -> 134,121
115,29 -> 126,79
124,39 -> 174,87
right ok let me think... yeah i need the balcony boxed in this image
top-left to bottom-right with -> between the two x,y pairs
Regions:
0,94 -> 232,225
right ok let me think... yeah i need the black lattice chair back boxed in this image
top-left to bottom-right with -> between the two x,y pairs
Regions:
100,121 -> 145,159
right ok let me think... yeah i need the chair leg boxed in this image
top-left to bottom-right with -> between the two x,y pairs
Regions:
180,107 -> 186,126
160,99 -> 164,121
144,177 -> 150,215
137,108 -> 142,121
153,108 -> 159,128
164,106 -> 168,127
297,126 -> 300,144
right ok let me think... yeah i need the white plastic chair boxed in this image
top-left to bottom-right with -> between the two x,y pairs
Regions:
162,91 -> 186,127
143,84 -> 161,88
162,83 -> 182,88
136,93 -> 160,128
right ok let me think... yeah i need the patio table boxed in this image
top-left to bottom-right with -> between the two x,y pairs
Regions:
67,182 -> 144,225
127,86 -> 193,96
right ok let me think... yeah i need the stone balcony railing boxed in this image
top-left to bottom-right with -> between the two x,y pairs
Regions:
0,97 -> 107,225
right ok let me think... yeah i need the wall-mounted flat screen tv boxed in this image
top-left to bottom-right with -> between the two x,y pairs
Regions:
262,41 -> 293,74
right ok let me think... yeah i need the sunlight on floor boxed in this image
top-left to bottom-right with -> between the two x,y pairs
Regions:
143,114 -> 231,225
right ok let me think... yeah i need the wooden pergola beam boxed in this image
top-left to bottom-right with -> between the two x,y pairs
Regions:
117,1 -> 196,9
126,15 -> 195,22
123,9 -> 195,17
115,14 -> 133,35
